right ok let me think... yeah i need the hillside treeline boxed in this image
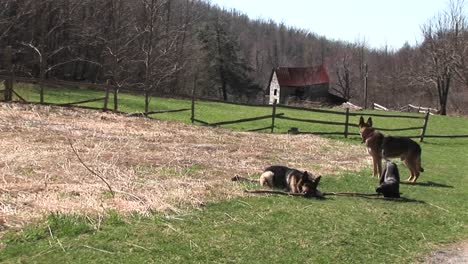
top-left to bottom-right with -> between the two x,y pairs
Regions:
0,0 -> 467,114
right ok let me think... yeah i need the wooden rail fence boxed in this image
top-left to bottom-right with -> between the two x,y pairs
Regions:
3,72 -> 468,141
1,45 -> 190,116
188,99 -> 468,141
188,98 -> 436,141
2,45 -> 468,141
3,74 -> 468,141
276,105 -> 431,142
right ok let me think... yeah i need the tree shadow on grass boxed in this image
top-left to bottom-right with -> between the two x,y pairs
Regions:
421,140 -> 468,146
321,192 -> 426,204
352,195 -> 427,204
401,181 -> 453,188
383,196 -> 426,204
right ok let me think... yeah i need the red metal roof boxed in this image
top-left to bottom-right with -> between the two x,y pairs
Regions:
275,65 -> 330,87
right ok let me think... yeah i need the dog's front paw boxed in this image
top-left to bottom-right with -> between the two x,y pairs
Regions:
231,175 -> 241,181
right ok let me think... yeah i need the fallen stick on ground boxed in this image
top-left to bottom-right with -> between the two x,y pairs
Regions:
244,189 -> 382,198
322,192 -> 381,197
244,190 -> 305,196
68,138 -> 115,198
245,189 -> 325,198
237,176 -> 383,199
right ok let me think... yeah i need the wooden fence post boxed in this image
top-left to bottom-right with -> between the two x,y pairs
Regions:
344,108 -> 350,138
113,86 -> 119,112
4,46 -> 13,101
39,51 -> 46,104
190,73 -> 198,123
271,99 -> 277,133
39,85 -> 44,104
363,63 -> 368,109
420,111 -> 430,142
191,91 -> 195,124
191,96 -> 195,123
144,90 -> 150,116
103,80 -> 110,111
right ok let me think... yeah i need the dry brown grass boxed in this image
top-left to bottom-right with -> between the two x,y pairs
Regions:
0,102 -> 369,230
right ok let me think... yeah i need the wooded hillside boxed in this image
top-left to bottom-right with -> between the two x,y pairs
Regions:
0,0 -> 467,114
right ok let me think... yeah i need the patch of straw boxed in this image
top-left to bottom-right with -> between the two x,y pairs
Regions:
0,103 -> 369,231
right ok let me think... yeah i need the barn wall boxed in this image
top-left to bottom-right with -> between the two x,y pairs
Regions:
280,84 -> 329,104
268,72 -> 280,104
303,84 -> 329,99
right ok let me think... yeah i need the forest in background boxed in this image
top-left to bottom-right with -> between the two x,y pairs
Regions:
0,0 -> 467,114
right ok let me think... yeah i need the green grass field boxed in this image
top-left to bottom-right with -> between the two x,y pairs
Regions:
1,84 -> 468,263
6,83 -> 432,136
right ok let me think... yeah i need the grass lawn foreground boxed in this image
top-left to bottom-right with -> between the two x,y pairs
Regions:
0,84 -> 467,263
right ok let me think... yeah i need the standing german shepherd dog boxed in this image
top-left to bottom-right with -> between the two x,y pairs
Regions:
232,166 -> 321,195
358,116 -> 424,182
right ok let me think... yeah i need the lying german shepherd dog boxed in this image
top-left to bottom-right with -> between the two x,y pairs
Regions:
359,116 -> 424,182
376,161 -> 401,198
232,165 -> 322,197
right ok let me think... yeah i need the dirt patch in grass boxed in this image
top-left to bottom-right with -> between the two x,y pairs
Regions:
0,103 -> 369,230
421,241 -> 468,264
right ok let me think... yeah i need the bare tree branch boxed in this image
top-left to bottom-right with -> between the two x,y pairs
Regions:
68,138 -> 115,198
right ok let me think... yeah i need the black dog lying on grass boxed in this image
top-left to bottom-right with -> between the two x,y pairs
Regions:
376,161 -> 401,198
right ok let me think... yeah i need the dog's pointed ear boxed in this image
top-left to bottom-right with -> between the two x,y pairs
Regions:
359,116 -> 365,127
302,171 -> 310,181
314,175 -> 321,184
366,117 -> 373,127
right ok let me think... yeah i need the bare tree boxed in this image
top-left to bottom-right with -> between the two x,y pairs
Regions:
0,1 -> 34,43
2,0 -> 466,112
453,17 -> 468,89
331,45 -> 355,101
134,0 -> 187,113
90,0 -> 139,111
419,0 -> 467,115
15,0 -> 85,102
169,0 -> 196,95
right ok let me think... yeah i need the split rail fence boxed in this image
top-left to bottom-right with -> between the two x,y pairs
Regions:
2,46 -> 468,141
0,74 -> 190,116
190,99 -> 436,142
3,74 -> 468,142
0,46 -> 189,116
190,99 -> 468,142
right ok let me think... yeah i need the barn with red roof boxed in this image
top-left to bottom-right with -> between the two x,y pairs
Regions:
268,64 -> 345,105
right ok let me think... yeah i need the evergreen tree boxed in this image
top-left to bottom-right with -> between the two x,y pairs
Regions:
198,16 -> 259,101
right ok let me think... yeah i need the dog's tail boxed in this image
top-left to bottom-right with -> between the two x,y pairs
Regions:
231,175 -> 258,183
418,156 -> 424,172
